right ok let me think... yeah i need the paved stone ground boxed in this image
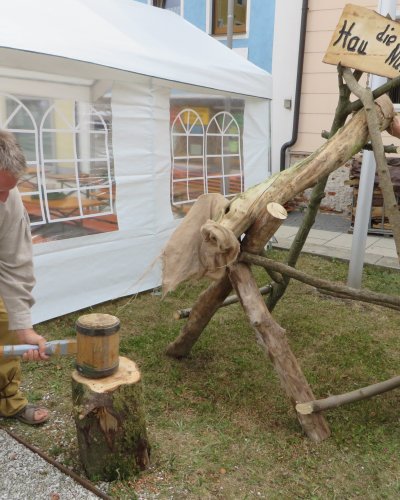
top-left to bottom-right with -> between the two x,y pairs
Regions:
274,210 -> 399,269
285,210 -> 351,233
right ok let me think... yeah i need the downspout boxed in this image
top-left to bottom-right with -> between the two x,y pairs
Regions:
279,0 -> 309,171
227,0 -> 234,49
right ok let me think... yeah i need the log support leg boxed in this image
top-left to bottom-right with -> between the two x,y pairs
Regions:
228,263 -> 331,442
165,274 -> 233,358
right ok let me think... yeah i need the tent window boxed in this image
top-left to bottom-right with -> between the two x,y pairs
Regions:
206,112 -> 243,198
212,0 -> 247,35
1,92 -> 118,243
2,94 -> 46,226
170,96 -> 244,218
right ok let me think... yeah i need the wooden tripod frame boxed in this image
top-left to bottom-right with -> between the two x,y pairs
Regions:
163,94 -> 395,443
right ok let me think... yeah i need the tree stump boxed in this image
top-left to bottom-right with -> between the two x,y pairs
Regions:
71,356 -> 150,481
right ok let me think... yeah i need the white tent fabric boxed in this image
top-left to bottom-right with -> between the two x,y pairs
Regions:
0,0 -> 271,99
0,0 -> 272,324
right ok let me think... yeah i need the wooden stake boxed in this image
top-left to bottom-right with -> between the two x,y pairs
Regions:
296,375 -> 400,414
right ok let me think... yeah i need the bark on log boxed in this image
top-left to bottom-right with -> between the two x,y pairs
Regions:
228,262 -> 331,442
241,252 -> 400,311
296,375 -> 400,414
166,203 -> 287,357
174,285 -> 272,320
72,356 -> 150,481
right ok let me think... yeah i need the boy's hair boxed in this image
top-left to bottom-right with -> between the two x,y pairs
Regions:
0,130 -> 26,178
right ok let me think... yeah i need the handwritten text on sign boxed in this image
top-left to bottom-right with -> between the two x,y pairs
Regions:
323,4 -> 400,79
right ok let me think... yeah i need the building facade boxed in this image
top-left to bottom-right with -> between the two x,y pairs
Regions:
135,0 -> 275,73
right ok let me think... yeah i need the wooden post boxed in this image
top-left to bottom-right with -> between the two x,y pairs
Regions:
228,263 -> 331,442
71,314 -> 150,480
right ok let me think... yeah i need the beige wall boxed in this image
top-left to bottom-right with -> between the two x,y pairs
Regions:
292,0 -> 399,157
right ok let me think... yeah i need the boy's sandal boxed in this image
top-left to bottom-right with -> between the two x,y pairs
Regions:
14,404 -> 49,425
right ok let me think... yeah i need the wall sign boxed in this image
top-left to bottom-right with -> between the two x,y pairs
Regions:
324,4 -> 400,79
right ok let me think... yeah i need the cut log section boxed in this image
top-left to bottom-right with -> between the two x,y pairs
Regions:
71,356 -> 150,481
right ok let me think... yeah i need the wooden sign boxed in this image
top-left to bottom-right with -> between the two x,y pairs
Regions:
323,4 -> 400,79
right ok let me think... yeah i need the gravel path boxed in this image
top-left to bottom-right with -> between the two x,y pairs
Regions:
0,429 -> 101,499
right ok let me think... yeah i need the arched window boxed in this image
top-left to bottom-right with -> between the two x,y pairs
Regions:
171,108 -> 205,213
206,111 -> 243,198
0,93 -> 45,225
40,101 -> 113,223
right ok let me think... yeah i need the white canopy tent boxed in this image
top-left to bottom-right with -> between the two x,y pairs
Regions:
0,0 -> 272,323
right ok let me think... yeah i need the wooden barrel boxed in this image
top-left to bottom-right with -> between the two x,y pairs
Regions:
75,313 -> 120,379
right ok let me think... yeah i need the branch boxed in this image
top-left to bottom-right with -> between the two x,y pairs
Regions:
322,129 -> 400,153
363,143 -> 400,154
240,252 -> 400,311
348,74 -> 400,114
342,68 -> 400,263
173,284 -> 272,320
296,375 -> 400,414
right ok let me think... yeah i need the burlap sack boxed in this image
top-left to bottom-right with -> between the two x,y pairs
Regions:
162,194 -> 240,295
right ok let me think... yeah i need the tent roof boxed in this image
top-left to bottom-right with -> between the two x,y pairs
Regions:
0,0 -> 272,99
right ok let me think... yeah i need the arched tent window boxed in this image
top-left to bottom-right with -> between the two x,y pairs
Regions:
39,101 -> 113,223
206,111 -> 243,198
171,108 -> 205,213
0,93 -> 45,225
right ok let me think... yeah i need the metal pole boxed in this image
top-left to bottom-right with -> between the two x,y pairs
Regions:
347,0 -> 396,288
227,0 -> 234,49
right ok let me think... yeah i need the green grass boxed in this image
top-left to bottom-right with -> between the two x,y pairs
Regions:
2,249 -> 400,499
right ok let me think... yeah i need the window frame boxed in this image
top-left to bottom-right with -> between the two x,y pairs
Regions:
211,0 -> 248,36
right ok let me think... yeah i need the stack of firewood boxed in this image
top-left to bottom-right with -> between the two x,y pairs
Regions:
348,157 -> 400,234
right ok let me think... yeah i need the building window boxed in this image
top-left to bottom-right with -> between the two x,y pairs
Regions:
212,0 -> 247,35
152,0 -> 181,14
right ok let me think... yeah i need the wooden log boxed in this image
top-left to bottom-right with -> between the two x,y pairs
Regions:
215,95 -> 394,240
296,375 -> 400,415
174,285 -> 272,320
228,262 -> 331,442
241,202 -> 288,254
72,356 -> 150,481
240,252 -> 400,311
166,203 -> 287,357
166,274 -> 233,357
